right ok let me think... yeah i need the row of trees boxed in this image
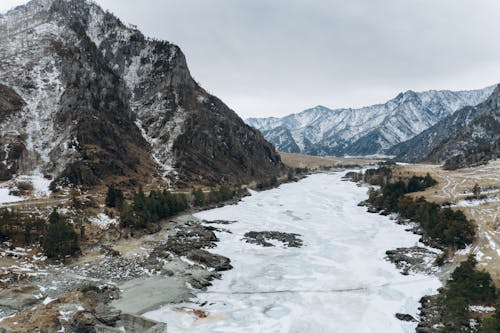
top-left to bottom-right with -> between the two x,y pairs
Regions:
397,197 -> 475,248
0,209 -> 45,243
367,174 -> 475,248
0,208 -> 80,258
111,187 -> 189,229
107,184 -> 242,228
192,186 -> 236,207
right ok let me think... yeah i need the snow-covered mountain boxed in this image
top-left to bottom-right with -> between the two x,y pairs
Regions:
0,0 -> 284,188
390,84 -> 500,168
247,87 -> 495,156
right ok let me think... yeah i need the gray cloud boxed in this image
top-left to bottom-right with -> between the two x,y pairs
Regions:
2,0 -> 500,117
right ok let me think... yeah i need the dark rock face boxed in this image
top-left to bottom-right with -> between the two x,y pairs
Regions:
0,84 -> 24,121
243,231 -> 303,248
0,0 -> 285,188
173,94 -> 284,185
392,84 -> 500,167
51,30 -> 156,188
0,84 -> 26,180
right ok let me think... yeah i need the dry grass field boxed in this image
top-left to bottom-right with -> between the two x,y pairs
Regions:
280,152 -> 381,170
394,160 -> 500,285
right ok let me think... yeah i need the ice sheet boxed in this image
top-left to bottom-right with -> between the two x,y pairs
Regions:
145,172 -> 441,332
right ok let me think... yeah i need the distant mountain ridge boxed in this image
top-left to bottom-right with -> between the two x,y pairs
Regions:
390,84 -> 500,168
246,86 -> 495,156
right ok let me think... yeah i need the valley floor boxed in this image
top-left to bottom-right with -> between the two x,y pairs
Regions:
0,157 -> 497,332
279,152 -> 382,170
144,172 -> 441,332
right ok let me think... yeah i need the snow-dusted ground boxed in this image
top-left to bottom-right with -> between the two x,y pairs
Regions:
145,172 -> 441,333
15,173 -> 52,197
452,195 -> 500,208
0,188 -> 23,205
89,213 -> 118,229
0,173 -> 52,206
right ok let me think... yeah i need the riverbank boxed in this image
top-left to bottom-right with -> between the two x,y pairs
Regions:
393,160 -> 500,285
142,171 -> 442,332
351,162 -> 500,331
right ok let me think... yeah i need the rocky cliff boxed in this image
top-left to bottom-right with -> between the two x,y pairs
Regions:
0,0 -> 284,189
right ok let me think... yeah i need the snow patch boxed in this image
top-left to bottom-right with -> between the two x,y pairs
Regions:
17,173 -> 52,197
85,3 -> 105,47
89,213 -> 118,229
0,188 -> 23,205
452,196 -> 500,208
469,305 -> 496,313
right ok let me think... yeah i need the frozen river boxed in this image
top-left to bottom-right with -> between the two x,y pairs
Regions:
145,172 -> 441,332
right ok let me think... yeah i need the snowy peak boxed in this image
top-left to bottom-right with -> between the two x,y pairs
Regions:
0,0 -> 284,189
391,84 -> 500,167
246,85 -> 495,156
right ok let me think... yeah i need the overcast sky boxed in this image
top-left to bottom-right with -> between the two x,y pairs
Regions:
2,0 -> 500,118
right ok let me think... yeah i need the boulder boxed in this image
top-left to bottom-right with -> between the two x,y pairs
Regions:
0,285 -> 42,310
72,311 -> 97,333
187,249 -> 232,271
395,313 -> 417,322
93,304 -> 121,326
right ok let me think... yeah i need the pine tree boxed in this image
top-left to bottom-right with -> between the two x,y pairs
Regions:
119,202 -> 137,228
70,188 -> 81,209
48,208 -> 62,224
43,209 -> 79,258
105,185 -> 117,208
106,184 -> 125,208
132,186 -> 149,226
192,188 -> 205,206
472,183 -> 481,199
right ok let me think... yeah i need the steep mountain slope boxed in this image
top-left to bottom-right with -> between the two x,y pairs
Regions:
391,85 -> 500,167
247,87 -> 495,156
0,0 -> 283,189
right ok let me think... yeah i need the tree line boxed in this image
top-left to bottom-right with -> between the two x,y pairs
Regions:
0,183 -> 243,258
106,184 -> 245,228
191,185 -> 238,207
366,173 -> 475,248
106,186 -> 189,228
